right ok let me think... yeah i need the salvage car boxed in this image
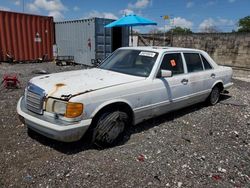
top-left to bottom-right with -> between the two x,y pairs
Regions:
17,47 -> 233,147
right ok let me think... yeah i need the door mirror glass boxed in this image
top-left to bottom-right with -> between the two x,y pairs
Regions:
161,69 -> 172,78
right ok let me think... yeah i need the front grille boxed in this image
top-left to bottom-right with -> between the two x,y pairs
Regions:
25,83 -> 45,114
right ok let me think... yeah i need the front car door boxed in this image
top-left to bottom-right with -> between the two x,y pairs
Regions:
151,52 -> 192,116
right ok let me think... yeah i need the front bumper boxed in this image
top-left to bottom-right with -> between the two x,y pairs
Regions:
17,97 -> 92,142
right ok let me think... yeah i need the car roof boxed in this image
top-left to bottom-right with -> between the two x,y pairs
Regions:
120,46 -> 204,53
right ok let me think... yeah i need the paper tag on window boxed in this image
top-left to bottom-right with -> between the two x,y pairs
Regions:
170,59 -> 176,67
139,51 -> 156,57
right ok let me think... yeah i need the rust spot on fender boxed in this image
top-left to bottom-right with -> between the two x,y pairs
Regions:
55,83 -> 66,87
48,83 -> 66,96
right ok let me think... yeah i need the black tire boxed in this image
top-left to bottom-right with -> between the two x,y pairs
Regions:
92,111 -> 129,147
208,86 -> 221,105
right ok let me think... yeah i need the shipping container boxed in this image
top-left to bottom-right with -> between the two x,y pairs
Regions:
0,11 -> 54,62
55,18 -> 129,65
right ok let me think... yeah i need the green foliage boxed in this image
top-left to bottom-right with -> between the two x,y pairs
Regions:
238,16 -> 250,32
168,27 -> 192,34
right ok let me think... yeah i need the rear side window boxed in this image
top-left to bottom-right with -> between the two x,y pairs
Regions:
184,53 -> 204,73
201,55 -> 213,70
160,53 -> 184,75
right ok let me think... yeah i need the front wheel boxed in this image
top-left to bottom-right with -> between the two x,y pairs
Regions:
208,86 -> 221,105
92,111 -> 129,147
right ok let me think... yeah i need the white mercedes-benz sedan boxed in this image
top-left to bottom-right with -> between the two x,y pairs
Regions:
17,47 -> 233,147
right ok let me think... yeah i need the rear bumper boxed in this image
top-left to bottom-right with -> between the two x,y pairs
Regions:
17,97 -> 92,142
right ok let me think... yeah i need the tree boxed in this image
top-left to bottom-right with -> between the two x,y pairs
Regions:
167,27 -> 192,34
238,16 -> 250,32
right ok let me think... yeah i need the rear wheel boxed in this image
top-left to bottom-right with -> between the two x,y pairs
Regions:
92,111 -> 129,147
208,86 -> 221,105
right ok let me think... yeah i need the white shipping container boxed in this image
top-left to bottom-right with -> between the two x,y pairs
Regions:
55,18 -> 129,66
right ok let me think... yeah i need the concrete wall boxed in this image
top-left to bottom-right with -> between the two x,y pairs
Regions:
136,33 -> 250,69
172,33 -> 250,69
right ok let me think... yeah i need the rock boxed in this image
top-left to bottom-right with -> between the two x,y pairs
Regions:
233,131 -> 239,135
148,182 -> 153,185
24,174 -> 33,181
150,129 -> 157,135
182,164 -> 188,168
181,136 -> 191,143
177,182 -> 183,187
218,167 -> 227,173
154,175 -> 161,182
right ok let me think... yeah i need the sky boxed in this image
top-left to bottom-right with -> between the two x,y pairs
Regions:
0,0 -> 249,33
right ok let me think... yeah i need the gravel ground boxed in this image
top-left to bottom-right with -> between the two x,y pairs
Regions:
0,62 -> 249,188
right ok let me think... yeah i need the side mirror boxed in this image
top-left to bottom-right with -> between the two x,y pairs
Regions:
160,69 -> 172,78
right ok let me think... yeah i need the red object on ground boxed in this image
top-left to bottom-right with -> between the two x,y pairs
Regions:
0,10 -> 54,62
212,175 -> 222,181
2,74 -> 20,88
137,154 -> 145,162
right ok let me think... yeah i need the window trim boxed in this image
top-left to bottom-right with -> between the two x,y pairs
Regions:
156,52 -> 186,77
199,53 -> 214,71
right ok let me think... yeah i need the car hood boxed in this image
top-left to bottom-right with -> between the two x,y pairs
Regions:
29,68 -> 145,99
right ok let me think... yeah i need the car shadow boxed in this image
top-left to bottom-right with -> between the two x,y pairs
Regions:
28,94 -> 232,154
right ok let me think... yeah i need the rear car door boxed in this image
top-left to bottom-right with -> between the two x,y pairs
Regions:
183,52 -> 209,104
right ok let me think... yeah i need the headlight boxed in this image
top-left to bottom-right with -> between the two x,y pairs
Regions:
53,100 -> 67,115
46,98 -> 84,118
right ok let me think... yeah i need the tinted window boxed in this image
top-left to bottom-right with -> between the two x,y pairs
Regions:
184,53 -> 204,73
201,55 -> 213,70
160,53 -> 184,75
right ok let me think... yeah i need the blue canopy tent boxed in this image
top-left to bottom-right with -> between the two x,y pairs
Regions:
105,14 -> 157,46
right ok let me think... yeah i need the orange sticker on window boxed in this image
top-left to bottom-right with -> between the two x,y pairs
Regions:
170,59 -> 176,67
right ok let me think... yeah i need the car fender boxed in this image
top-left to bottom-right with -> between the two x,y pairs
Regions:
90,98 -> 134,119
211,79 -> 224,90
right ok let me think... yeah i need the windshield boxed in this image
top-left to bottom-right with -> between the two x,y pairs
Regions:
99,49 -> 158,77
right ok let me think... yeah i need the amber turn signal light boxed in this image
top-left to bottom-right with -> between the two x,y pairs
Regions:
65,102 -> 84,118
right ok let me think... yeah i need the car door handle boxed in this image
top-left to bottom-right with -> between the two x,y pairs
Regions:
181,79 -> 188,85
211,73 -> 216,78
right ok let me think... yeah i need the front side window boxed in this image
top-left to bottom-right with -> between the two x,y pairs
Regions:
184,53 -> 204,73
99,49 -> 158,77
160,53 -> 184,75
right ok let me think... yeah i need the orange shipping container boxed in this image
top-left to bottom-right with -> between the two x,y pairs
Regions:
0,11 -> 54,62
